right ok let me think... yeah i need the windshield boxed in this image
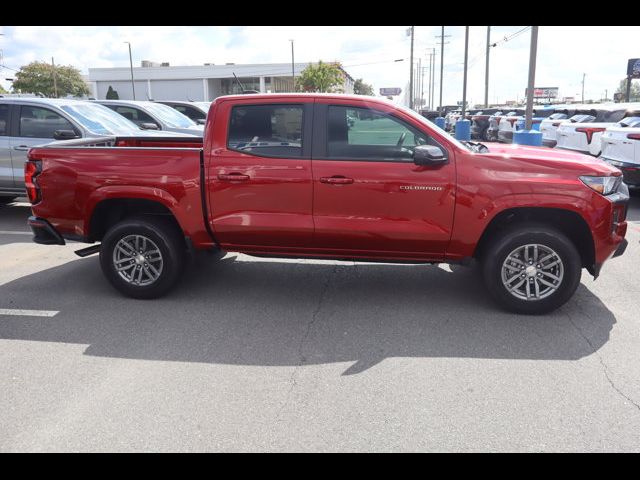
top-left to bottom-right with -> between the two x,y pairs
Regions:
619,116 -> 640,128
144,103 -> 197,128
61,103 -> 142,135
194,102 -> 212,113
396,104 -> 473,152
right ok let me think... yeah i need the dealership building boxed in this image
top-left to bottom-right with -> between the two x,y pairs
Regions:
88,62 -> 355,101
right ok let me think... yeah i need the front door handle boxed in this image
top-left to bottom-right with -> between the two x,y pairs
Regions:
13,145 -> 29,151
320,176 -> 354,185
217,173 -> 250,182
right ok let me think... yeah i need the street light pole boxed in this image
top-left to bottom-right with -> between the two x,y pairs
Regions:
409,26 -> 414,110
461,26 -> 469,117
124,41 -> 135,100
484,26 -> 490,108
290,39 -> 295,91
524,26 -> 539,130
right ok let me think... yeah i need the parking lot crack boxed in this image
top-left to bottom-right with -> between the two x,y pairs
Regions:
276,264 -> 338,420
565,309 -> 640,414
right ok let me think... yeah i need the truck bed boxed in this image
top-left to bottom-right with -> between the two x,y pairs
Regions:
27,135 -> 213,248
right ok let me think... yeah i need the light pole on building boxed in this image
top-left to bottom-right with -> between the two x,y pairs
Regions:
289,39 -> 295,91
124,41 -> 135,100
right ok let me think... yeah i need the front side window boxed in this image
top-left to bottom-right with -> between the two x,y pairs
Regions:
327,106 -> 428,161
228,104 -> 303,157
110,106 -> 158,128
19,106 -> 76,139
0,104 -> 8,136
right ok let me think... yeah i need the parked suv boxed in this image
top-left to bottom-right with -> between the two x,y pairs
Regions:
497,107 -> 555,143
599,115 -> 640,187
156,101 -> 212,125
470,109 -> 502,140
95,100 -> 205,136
556,104 -> 640,156
0,97 -> 182,203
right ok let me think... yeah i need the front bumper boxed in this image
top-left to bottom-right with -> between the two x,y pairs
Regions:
28,216 -> 65,245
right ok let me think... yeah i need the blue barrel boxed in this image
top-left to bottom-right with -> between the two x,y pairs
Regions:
516,119 -> 525,131
513,129 -> 543,146
454,119 -> 471,141
435,117 -> 446,129
532,122 -> 541,131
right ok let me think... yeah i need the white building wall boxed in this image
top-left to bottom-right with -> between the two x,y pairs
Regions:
146,79 -> 204,101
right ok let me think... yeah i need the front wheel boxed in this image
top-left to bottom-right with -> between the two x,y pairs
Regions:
482,225 -> 582,314
100,216 -> 185,299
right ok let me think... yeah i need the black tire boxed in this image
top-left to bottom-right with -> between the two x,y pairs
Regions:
99,216 -> 185,299
482,224 -> 582,315
0,196 -> 17,205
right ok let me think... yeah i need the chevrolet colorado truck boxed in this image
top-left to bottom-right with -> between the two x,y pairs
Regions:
25,94 -> 629,314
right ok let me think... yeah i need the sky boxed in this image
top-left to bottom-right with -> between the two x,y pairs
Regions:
0,26 -> 637,106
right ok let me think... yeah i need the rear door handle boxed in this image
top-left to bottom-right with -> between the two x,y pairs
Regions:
320,176 -> 354,185
217,173 -> 250,182
13,145 -> 29,151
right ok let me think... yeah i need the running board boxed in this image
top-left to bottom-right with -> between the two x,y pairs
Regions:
74,244 -> 101,257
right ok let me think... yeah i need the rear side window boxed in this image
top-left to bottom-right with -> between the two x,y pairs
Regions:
548,113 -> 568,120
174,105 -> 205,121
228,104 -> 303,158
619,116 -> 640,128
0,104 -> 8,136
569,114 -> 596,123
19,106 -> 76,139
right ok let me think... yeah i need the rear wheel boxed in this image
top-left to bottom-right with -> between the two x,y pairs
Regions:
100,216 -> 185,299
482,225 -> 582,314
481,127 -> 490,141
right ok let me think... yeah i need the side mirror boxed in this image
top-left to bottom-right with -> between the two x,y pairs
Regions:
53,129 -> 80,141
196,118 -> 206,125
413,145 -> 448,166
140,122 -> 160,130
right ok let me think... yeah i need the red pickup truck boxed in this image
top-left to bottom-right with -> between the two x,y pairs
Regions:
25,94 -> 629,314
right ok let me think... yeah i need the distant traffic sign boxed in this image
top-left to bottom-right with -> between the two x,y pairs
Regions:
627,58 -> 640,78
380,87 -> 402,96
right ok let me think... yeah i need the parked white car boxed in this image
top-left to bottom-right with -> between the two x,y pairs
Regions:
555,104 -> 640,156
599,115 -> 640,187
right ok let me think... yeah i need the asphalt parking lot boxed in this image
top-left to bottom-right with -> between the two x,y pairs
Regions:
1,195 -> 640,452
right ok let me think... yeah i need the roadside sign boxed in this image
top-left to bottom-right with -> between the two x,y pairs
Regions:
380,87 -> 401,96
627,58 -> 640,78
525,87 -> 559,99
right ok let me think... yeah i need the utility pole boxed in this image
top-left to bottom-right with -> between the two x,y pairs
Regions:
431,48 -> 435,111
124,41 -> 135,100
290,39 -> 295,91
417,57 -> 422,109
626,76 -> 632,102
426,52 -> 432,110
581,73 -> 586,103
409,26 -> 414,110
484,26 -> 491,108
461,27 -> 469,117
51,57 -> 58,98
524,26 -> 539,130
435,27 -> 451,115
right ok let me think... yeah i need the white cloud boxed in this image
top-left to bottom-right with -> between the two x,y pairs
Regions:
1,26 -> 637,106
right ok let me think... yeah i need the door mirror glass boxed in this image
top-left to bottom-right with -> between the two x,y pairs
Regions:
140,122 -> 160,130
413,145 -> 448,166
53,129 -> 80,141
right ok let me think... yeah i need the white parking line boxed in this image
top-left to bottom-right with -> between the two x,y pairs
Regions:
0,231 -> 32,235
0,309 -> 59,317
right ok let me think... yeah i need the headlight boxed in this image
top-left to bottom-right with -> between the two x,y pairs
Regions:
579,175 -> 621,195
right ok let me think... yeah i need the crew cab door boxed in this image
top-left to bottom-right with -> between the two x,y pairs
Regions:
207,100 -> 314,248
9,104 -> 80,188
311,101 -> 456,259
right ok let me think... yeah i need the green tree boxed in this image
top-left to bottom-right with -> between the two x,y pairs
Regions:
0,84 -> 7,94
615,78 -> 640,101
106,85 -> 119,100
12,61 -> 89,98
297,61 -> 344,93
353,78 -> 374,96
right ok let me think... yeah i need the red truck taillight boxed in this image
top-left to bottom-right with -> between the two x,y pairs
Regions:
575,127 -> 606,144
24,160 -> 42,204
627,133 -> 640,140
